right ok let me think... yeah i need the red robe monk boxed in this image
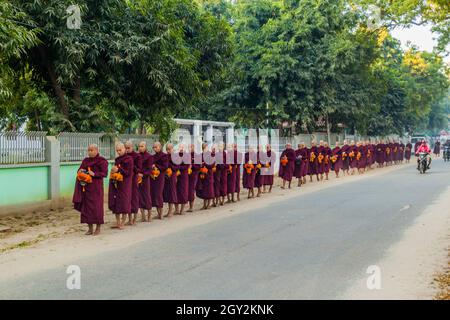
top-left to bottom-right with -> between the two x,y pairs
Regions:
73,144 -> 109,235
341,142 -> 350,174
261,145 -> 275,193
175,146 -> 190,215
125,142 -> 142,225
196,144 -> 215,209
254,146 -> 264,197
279,144 -> 296,188
405,142 -> 412,162
151,142 -> 168,219
323,143 -> 332,180
138,142 -> 153,222
108,143 -> 133,229
243,149 -> 257,198
308,143 -> 319,181
216,146 -> 228,205
331,144 -> 342,178
163,144 -> 178,217
188,144 -> 201,212
233,144 -> 243,201
226,144 -> 237,202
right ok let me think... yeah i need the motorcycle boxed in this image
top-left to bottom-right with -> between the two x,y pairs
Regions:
417,152 -> 429,174
444,146 -> 450,162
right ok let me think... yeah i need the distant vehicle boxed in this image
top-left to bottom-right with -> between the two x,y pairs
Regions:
411,135 -> 429,145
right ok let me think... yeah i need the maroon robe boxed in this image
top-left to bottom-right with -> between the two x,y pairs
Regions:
188,152 -> 201,202
294,149 -> 303,178
357,146 -> 366,169
163,154 -> 178,204
176,152 -> 190,204
279,148 -> 296,181
317,146 -> 326,174
331,147 -> 342,173
108,154 -> 133,214
341,144 -> 350,170
196,151 -> 215,200
151,151 -> 168,208
405,143 -> 412,160
139,151 -> 153,210
128,151 -> 142,214
73,155 -> 109,224
399,143 -> 405,161
243,151 -> 257,189
308,146 -> 319,175
348,145 -> 358,168
323,147 -> 332,173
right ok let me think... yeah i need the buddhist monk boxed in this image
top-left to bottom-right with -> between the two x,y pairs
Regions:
124,141 -> 142,225
414,140 -> 421,155
188,144 -> 201,212
151,142 -> 168,219
243,147 -> 257,198
323,142 -> 332,180
279,143 -> 296,189
262,144 -> 275,193
375,140 -> 384,168
405,141 -> 412,163
197,143 -> 215,209
294,144 -> 303,187
331,142 -> 342,178
341,140 -> 350,175
254,145 -> 264,197
73,144 -> 109,235
138,141 -> 153,222
174,144 -> 190,215
348,140 -> 358,175
108,143 -> 133,230
317,141 -> 326,181
433,140 -> 441,157
226,144 -> 237,201
299,143 -> 309,184
233,143 -> 243,201
356,141 -> 366,174
163,143 -> 178,217
308,141 -> 319,182
399,141 -> 405,163
218,143 -> 228,204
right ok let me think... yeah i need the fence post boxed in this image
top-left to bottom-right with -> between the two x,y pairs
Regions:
45,136 -> 60,208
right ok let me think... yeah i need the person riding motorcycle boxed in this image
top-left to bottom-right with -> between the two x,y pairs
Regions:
415,140 -> 432,170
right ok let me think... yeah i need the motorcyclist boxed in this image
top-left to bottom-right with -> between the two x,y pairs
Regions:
415,140 -> 432,169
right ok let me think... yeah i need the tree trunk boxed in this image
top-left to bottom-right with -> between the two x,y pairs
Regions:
37,45 -> 69,118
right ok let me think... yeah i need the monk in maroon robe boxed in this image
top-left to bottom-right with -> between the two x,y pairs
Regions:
218,143 -> 228,204
261,144 -> 275,193
163,144 -> 178,217
73,144 -> 109,235
298,143 -> 309,184
188,144 -> 201,212
108,143 -> 133,230
341,140 -> 350,175
233,144 -> 243,201
174,144 -> 190,215
399,141 -> 405,163
294,144 -> 303,187
279,143 -> 296,189
226,144 -> 237,201
317,141 -> 326,181
138,141 -> 153,222
308,141 -> 319,181
348,141 -> 358,175
405,142 -> 412,162
197,143 -> 215,209
125,141 -> 142,225
151,142 -> 168,219
243,148 -> 257,198
254,145 -> 264,197
331,142 -> 342,178
323,142 -> 332,180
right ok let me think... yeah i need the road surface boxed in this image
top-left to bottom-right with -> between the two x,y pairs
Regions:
1,159 -> 449,299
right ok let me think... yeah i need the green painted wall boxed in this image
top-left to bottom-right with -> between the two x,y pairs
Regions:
0,166 -> 49,206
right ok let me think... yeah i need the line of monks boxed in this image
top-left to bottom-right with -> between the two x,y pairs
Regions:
73,138 -> 411,235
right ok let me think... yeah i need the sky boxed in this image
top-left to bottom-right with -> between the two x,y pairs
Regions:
390,24 -> 450,65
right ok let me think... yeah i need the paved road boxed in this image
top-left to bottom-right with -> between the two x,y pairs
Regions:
1,159 -> 450,299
